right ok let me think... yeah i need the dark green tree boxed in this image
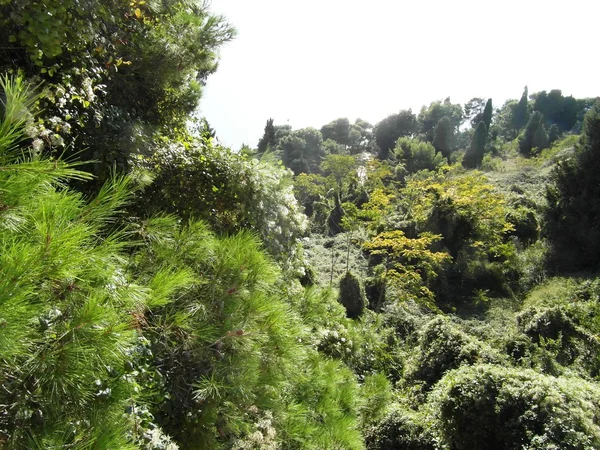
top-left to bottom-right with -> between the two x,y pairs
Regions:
463,97 -> 486,128
482,98 -> 493,131
321,117 -> 351,146
511,86 -> 529,132
432,116 -> 454,158
462,122 -> 487,168
518,111 -> 547,156
339,272 -> 366,319
257,117 -> 277,153
418,98 -> 463,142
547,124 -> 560,145
546,103 -> 600,271
374,110 -> 417,159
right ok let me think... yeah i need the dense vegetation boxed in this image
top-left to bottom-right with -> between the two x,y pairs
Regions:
1,2 -> 599,448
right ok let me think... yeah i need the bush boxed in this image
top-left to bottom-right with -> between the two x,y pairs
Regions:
339,271 -> 366,318
404,317 -> 502,390
429,364 -> 600,450
365,408 -> 436,450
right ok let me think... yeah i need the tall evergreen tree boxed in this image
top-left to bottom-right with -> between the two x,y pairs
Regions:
518,111 -> 547,156
463,122 -> 487,168
257,117 -> 277,153
546,103 -> 600,271
482,98 -> 493,131
432,116 -> 454,158
512,86 -> 529,132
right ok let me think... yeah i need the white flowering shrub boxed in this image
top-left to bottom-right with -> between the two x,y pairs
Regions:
134,138 -> 308,261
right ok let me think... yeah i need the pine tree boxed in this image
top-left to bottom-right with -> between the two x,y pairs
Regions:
0,75 -> 143,448
463,122 -> 487,168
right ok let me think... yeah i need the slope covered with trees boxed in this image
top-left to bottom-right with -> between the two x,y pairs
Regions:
1,2 -> 600,449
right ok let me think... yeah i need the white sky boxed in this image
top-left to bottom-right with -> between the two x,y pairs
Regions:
199,0 -> 599,150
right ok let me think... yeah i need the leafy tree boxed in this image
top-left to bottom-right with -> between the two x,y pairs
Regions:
363,231 -> 451,309
321,117 -> 352,146
257,117 -> 277,153
352,118 -> 376,154
134,137 -> 307,259
532,89 -> 580,132
0,0 -> 235,190
463,122 -> 487,168
394,137 -> 446,174
546,103 -> 600,271
518,111 -> 548,156
418,98 -> 463,142
482,98 -> 493,131
463,97 -> 486,128
280,127 -> 325,175
321,154 -> 358,196
374,110 -> 417,159
432,116 -> 454,158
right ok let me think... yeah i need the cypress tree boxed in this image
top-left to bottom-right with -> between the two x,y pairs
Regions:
339,271 -> 366,319
432,116 -> 454,158
512,86 -> 529,132
518,111 -> 547,156
463,122 -> 487,168
482,98 -> 493,131
257,117 -> 277,154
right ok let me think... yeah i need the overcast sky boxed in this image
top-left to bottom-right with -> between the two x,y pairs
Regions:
199,0 -> 599,150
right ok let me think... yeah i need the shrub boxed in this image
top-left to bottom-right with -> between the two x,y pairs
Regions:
339,271 -> 366,318
404,317 -> 502,390
365,408 -> 436,450
430,364 -> 600,450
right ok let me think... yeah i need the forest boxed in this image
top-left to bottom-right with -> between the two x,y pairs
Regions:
0,1 -> 600,449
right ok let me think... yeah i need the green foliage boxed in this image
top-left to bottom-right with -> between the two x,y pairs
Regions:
512,86 -> 529,132
374,110 -> 417,159
0,76 -> 138,448
404,317 -> 502,390
417,98 -> 463,142
279,127 -> 325,175
398,170 -> 518,299
429,364 -> 600,450
1,0 -> 235,188
134,137 -> 307,258
532,89 -> 579,132
394,137 -> 446,175
463,121 -> 487,168
463,97 -> 486,129
519,111 -> 548,156
365,408 -> 436,450
431,116 -> 454,158
257,117 -> 276,154
482,98 -> 493,131
339,271 -> 366,319
363,230 -> 451,308
546,103 -> 600,271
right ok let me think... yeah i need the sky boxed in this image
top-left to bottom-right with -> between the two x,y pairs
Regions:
199,0 -> 599,150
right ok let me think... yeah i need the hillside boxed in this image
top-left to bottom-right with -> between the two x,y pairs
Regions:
0,2 -> 600,449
